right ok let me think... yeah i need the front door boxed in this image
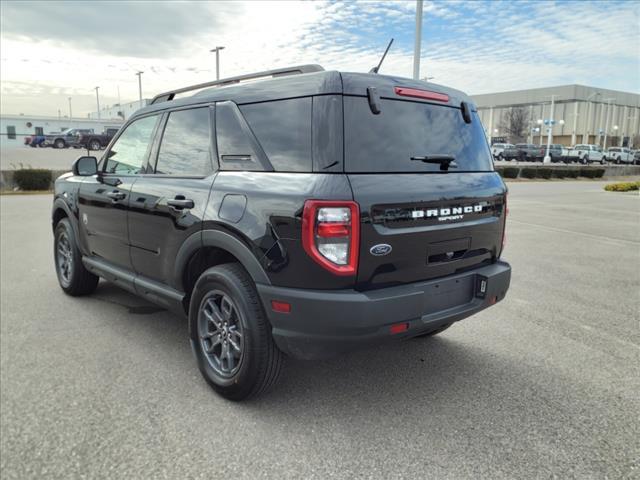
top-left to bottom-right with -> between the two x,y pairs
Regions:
78,114 -> 160,271
128,106 -> 216,288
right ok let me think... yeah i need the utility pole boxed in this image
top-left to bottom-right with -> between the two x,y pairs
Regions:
210,46 -> 225,80
413,0 -> 423,80
602,98 -> 615,149
94,87 -> 101,119
68,97 -> 73,119
135,71 -> 144,108
583,91 -> 600,144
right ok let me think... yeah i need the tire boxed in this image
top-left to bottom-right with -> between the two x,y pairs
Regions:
54,139 -> 66,149
497,153 -> 503,161
54,218 -> 99,296
602,157 -> 607,165
89,139 -> 101,151
413,323 -> 452,338
189,263 -> 283,401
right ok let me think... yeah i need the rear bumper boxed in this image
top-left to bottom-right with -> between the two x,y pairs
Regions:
257,261 -> 511,360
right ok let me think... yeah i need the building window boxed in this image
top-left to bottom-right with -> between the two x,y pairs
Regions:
6,126 -> 16,139
35,127 -> 44,136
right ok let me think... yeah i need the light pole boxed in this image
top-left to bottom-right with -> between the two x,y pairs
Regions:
413,0 -> 424,80
602,98 -> 615,149
543,95 -> 560,163
135,71 -> 144,108
583,91 -> 600,144
68,97 -> 73,119
210,46 -> 225,80
94,87 -> 101,119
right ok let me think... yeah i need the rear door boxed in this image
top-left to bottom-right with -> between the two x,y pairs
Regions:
127,106 -> 215,288
343,95 -> 506,290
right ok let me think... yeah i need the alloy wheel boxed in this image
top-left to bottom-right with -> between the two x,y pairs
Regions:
56,232 -> 73,286
198,290 -> 245,377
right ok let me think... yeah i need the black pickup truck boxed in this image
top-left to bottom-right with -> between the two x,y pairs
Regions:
52,65 -> 511,400
77,127 -> 120,151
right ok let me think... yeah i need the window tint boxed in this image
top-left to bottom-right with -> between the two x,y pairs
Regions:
6,126 -> 16,139
240,98 -> 312,172
35,127 -> 44,135
105,115 -> 158,174
345,97 -> 493,173
155,108 -> 212,176
216,101 -> 264,171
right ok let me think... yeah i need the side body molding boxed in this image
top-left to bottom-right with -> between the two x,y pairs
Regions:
174,229 -> 271,291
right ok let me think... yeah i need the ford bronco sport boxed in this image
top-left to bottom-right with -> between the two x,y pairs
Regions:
52,65 -> 511,400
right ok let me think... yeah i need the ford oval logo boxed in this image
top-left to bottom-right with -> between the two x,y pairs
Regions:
370,244 -> 392,256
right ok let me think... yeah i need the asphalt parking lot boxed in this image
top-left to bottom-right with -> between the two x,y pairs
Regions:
1,181 -> 638,479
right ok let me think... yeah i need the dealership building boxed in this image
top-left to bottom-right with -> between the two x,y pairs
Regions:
472,85 -> 640,148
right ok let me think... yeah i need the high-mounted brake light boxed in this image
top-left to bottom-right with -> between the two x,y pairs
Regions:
302,200 -> 360,276
394,86 -> 449,102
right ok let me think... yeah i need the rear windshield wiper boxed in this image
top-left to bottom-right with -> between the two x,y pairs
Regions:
410,154 -> 457,171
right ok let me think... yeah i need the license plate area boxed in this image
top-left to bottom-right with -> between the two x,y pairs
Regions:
423,275 -> 474,313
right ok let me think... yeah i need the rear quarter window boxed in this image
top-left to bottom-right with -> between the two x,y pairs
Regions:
240,98 -> 312,172
344,97 -> 493,173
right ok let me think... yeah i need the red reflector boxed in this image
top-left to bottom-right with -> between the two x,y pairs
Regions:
271,300 -> 291,313
317,222 -> 349,238
489,296 -> 497,305
394,86 -> 449,102
390,322 -> 409,334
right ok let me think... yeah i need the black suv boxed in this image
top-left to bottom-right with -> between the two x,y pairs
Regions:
52,65 -> 511,400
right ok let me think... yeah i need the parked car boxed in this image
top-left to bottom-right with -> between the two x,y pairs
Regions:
546,144 -> 564,162
491,143 -> 514,160
566,144 -> 606,164
52,65 -> 511,400
77,128 -> 120,151
44,128 -> 94,149
502,143 -> 545,162
24,135 -> 46,147
605,147 -> 634,164
633,150 -> 640,165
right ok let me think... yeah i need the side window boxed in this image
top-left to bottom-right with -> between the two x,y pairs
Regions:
216,101 -> 266,171
6,126 -> 16,139
35,127 -> 44,136
104,115 -> 158,174
240,98 -> 312,172
155,108 -> 213,176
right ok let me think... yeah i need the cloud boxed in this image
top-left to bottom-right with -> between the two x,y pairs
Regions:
0,0 -> 638,117
0,1 -> 242,58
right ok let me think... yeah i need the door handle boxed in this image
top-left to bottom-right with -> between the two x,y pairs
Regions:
167,197 -> 194,210
106,191 -> 126,201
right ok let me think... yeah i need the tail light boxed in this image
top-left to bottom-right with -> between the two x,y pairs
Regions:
302,200 -> 359,276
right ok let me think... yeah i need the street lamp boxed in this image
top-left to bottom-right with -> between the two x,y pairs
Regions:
210,46 -> 225,80
94,87 -> 100,119
135,71 -> 144,108
602,98 -> 615,149
68,97 -> 73,119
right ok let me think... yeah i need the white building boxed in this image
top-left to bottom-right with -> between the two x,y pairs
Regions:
0,114 -> 122,150
88,99 -> 151,121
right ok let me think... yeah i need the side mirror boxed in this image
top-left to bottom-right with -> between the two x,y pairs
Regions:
72,156 -> 98,176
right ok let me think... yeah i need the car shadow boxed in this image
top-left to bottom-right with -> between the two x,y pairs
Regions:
87,281 -> 545,426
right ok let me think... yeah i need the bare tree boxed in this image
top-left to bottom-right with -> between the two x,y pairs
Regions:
498,107 -> 530,143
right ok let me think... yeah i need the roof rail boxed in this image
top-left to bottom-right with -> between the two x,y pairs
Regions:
150,64 -> 325,104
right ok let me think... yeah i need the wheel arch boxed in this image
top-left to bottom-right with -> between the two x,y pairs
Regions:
175,229 -> 271,305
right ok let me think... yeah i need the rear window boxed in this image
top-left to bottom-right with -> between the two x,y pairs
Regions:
344,97 -> 492,173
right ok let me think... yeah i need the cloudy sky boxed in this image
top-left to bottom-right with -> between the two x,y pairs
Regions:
1,0 -> 638,117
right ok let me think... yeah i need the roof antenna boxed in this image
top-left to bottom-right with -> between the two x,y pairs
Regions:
369,38 -> 394,74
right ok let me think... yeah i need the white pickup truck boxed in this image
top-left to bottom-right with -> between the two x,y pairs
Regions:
491,143 -> 514,160
605,147 -> 634,164
566,144 -> 607,164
